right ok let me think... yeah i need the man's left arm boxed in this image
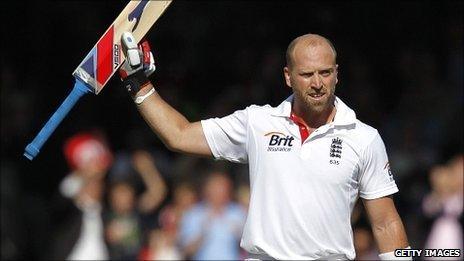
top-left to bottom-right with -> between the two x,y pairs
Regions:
358,132 -> 411,259
363,195 -> 410,258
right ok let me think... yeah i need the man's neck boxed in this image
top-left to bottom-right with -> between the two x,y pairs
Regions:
76,180 -> 103,207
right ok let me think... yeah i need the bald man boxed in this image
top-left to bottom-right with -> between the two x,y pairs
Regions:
119,32 -> 410,260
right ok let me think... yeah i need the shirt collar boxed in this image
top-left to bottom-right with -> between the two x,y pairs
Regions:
271,94 -> 357,126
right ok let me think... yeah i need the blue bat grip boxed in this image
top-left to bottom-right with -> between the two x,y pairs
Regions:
24,79 -> 91,160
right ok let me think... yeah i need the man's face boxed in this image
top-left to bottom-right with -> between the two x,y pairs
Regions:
204,174 -> 231,207
284,43 -> 338,113
110,183 -> 135,214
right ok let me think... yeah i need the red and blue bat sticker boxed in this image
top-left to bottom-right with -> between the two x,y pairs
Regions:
78,0 -> 149,87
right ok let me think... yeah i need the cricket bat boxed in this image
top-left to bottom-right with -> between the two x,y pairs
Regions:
24,0 -> 172,160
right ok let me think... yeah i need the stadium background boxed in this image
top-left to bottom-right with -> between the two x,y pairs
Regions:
1,0 -> 462,259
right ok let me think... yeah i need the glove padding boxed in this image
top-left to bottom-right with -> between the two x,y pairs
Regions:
119,32 -> 156,96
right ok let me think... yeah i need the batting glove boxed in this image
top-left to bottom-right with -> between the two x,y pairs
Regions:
119,32 -> 156,97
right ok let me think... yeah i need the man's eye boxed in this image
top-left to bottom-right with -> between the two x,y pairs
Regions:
320,70 -> 331,77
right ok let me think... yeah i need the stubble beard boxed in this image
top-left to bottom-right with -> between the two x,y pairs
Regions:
295,89 -> 335,115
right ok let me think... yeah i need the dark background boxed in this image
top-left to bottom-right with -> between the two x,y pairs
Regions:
1,0 -> 462,259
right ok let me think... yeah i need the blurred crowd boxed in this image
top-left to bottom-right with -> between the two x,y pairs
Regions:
2,131 -> 250,260
1,1 -> 462,260
1,130 -> 462,260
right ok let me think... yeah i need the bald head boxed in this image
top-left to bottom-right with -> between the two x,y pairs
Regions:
286,34 -> 337,69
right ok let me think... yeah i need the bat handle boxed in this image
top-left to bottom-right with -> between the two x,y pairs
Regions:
23,79 -> 91,160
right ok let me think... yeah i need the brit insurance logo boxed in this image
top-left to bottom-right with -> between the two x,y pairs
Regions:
265,132 -> 295,152
329,137 -> 343,165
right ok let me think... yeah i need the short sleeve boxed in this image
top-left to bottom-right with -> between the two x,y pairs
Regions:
201,108 -> 248,163
358,132 -> 399,199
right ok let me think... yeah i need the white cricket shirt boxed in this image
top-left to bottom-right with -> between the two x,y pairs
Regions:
201,95 -> 399,260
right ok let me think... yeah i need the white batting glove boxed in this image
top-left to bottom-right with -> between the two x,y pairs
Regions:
119,32 -> 156,97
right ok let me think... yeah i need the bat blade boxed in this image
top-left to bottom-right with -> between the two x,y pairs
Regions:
73,0 -> 172,94
24,0 -> 172,160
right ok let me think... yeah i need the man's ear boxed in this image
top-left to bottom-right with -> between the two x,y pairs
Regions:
284,67 -> 292,88
335,64 -> 339,84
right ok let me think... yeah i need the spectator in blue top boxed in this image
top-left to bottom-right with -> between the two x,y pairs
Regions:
178,170 -> 246,260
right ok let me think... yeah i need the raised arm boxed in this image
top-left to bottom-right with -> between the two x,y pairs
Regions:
135,88 -> 211,156
119,32 -> 212,157
131,150 -> 167,213
362,196 -> 410,259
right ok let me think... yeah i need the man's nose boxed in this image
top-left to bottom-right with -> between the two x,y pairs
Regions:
310,74 -> 323,89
